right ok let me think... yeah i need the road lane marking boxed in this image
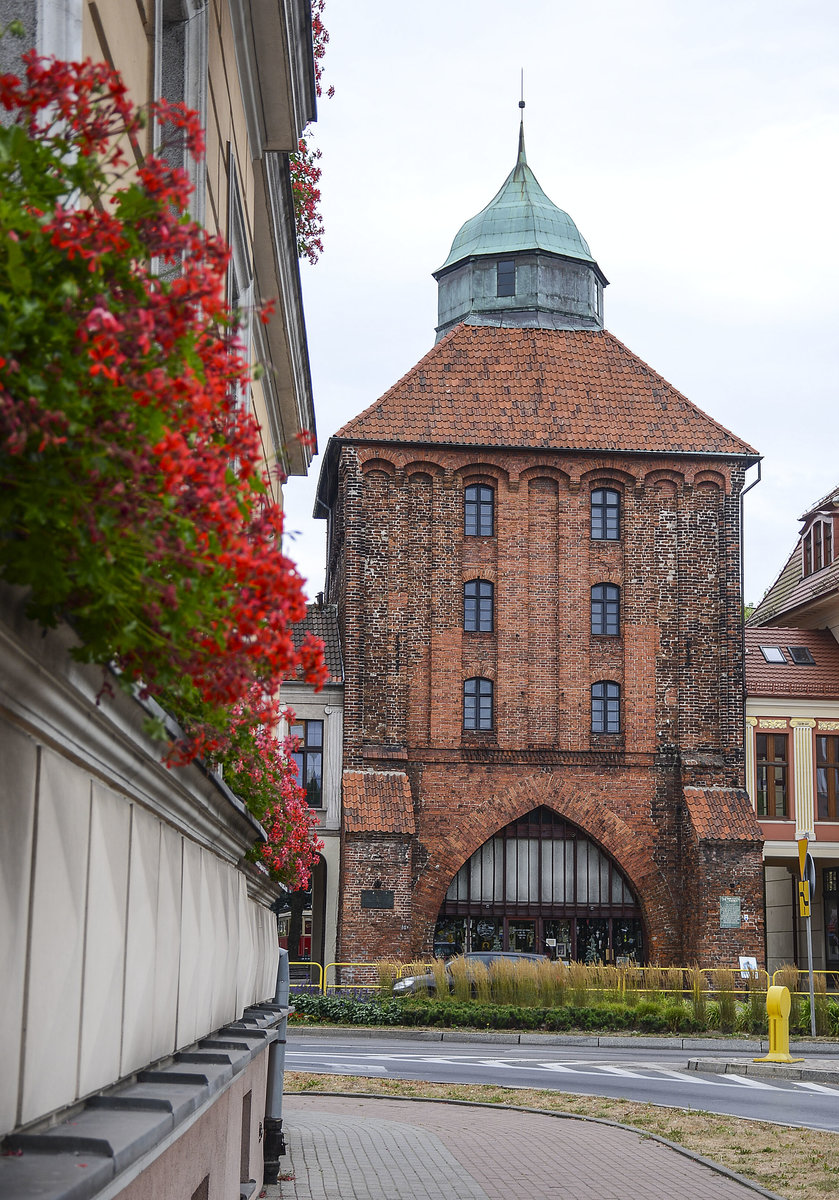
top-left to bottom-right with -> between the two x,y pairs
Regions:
792,1081 -> 839,1094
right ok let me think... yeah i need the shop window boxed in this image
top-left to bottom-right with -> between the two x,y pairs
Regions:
591,681 -> 620,733
464,677 -> 493,730
464,579 -> 493,631
591,488 -> 620,540
591,583 -> 620,636
755,732 -> 788,817
817,735 -> 839,821
824,869 -> 838,967
464,484 -> 494,537
290,719 -> 323,807
497,259 -> 515,297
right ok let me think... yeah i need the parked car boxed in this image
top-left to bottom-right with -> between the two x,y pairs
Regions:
392,950 -> 546,996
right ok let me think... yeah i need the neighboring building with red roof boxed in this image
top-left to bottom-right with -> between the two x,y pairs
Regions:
279,602 -> 344,975
747,487 -> 839,975
317,117 -> 765,970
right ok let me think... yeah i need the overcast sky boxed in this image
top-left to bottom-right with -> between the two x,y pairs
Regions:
283,0 -> 839,607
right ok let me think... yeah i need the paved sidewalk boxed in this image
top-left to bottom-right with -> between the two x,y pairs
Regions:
263,1094 -> 783,1200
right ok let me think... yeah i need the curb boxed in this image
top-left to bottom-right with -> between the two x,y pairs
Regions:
288,1024 -> 839,1053
688,1057 -> 839,1084
284,1089 -> 788,1200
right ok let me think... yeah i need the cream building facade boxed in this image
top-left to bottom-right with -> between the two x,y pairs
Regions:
0,1 -> 319,1196
747,485 -> 839,977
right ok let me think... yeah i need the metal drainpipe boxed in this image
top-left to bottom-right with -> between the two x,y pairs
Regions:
739,459 -> 763,964
263,947 -> 290,1184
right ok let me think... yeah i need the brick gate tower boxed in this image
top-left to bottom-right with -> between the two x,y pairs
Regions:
316,118 -> 765,968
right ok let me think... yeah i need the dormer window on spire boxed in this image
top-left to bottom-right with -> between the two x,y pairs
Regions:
803,517 -> 833,576
497,260 -> 515,297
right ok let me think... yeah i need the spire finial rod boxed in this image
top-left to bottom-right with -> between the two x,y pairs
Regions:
517,69 -> 526,164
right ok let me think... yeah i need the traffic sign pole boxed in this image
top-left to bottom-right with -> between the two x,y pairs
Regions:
798,836 -> 816,1037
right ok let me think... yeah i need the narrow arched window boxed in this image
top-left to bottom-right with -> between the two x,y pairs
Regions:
591,681 -> 620,734
464,677 -> 493,730
591,584 -> 620,637
591,488 -> 620,540
464,579 -> 494,632
465,484 -> 494,537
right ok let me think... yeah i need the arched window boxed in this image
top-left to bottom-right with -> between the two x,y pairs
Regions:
464,484 -> 494,537
591,487 -> 620,540
591,584 -> 620,637
464,579 -> 494,632
591,681 -> 620,733
464,677 -> 493,730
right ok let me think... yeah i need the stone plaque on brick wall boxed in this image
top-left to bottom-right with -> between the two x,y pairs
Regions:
361,889 -> 394,910
719,896 -> 741,929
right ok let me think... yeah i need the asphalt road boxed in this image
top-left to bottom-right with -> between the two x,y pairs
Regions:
286,1031 -> 839,1132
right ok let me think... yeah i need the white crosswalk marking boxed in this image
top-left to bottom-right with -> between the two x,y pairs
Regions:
597,1065 -> 646,1078
718,1072 -> 777,1090
792,1081 -> 839,1094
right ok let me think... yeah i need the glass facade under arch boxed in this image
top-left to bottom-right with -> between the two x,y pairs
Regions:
434,806 -> 643,963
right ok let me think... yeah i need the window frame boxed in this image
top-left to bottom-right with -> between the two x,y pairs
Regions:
591,681 -> 621,734
591,487 -> 621,541
464,677 -> 494,731
464,483 -> 495,538
464,579 -> 494,632
591,583 -> 620,637
496,259 -> 516,297
290,717 -> 324,808
817,735 -> 839,821
755,732 -> 789,818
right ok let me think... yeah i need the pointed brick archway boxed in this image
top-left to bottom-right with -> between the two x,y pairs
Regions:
430,806 -> 646,963
412,776 -> 679,963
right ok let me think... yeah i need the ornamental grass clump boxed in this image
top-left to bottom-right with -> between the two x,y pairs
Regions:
513,960 -> 541,1008
689,965 -> 707,1027
489,957 -> 517,1005
430,958 -> 450,997
448,955 -> 473,1003
537,959 -> 567,1008
567,962 -> 590,1008
716,968 -> 737,1032
375,960 -> 399,996
775,964 -> 801,1029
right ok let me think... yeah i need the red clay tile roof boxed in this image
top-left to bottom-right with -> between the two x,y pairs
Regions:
749,486 -> 839,627
288,603 -> 343,685
745,627 -> 839,699
335,325 -> 757,458
683,787 -> 763,841
343,771 -> 415,835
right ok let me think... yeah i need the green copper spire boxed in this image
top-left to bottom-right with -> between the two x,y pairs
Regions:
436,118 -> 594,272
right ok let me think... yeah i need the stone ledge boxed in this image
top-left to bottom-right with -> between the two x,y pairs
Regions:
0,1007 -> 285,1200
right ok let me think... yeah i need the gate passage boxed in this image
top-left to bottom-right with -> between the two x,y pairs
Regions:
434,806 -> 643,963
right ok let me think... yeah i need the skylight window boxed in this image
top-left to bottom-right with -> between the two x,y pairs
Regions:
759,646 -> 787,664
788,646 -> 815,665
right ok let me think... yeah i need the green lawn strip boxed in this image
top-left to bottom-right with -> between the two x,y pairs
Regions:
285,1072 -> 839,1200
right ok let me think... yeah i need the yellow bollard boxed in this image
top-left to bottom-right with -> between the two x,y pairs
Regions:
753,985 -> 803,1063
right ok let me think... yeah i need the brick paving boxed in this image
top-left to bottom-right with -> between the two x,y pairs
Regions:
264,1095 -> 778,1200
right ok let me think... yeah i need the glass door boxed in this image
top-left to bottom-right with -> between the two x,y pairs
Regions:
506,919 -> 537,952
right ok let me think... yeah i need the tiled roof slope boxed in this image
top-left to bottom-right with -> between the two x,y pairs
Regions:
342,771 -> 415,834
745,627 -> 839,699
749,486 -> 839,626
289,603 -> 343,684
336,325 -> 757,458
683,787 -> 763,841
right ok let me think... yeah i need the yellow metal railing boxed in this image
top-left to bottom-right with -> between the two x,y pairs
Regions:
288,960 -> 324,991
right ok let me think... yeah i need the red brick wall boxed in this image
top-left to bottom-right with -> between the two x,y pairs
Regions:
331,444 -> 763,967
